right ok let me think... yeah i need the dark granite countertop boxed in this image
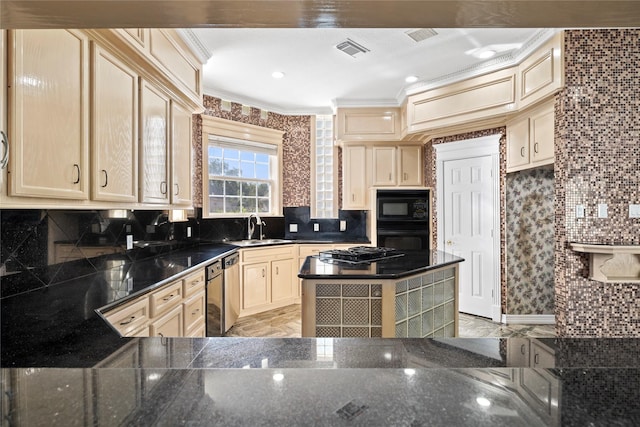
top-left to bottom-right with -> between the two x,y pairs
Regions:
2,337 -> 640,425
0,243 -> 238,367
298,250 -> 464,279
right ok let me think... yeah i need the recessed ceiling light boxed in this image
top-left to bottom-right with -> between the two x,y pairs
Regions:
477,50 -> 497,59
405,75 -> 419,83
272,71 -> 285,79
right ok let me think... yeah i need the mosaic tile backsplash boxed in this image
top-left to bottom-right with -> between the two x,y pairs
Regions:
555,29 -> 640,337
505,167 -> 555,315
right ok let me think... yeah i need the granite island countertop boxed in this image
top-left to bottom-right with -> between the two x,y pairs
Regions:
298,249 -> 464,279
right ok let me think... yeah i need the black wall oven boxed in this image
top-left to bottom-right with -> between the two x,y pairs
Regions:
375,189 -> 431,251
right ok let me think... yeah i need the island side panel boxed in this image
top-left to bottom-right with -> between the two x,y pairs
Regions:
301,280 -> 317,337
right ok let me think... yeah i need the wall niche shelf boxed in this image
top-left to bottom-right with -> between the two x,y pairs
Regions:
569,243 -> 640,283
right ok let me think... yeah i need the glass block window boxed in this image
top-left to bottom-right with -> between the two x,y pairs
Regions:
313,115 -> 336,218
207,138 -> 278,216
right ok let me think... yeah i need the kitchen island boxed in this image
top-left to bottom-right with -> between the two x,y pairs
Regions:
298,250 -> 464,338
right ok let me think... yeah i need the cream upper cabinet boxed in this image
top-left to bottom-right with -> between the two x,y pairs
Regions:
517,32 -> 564,110
8,29 -> 89,200
91,44 -> 138,202
372,146 -> 397,186
1,31 -> 7,195
170,100 -> 193,206
336,107 -> 402,143
140,79 -> 170,204
398,145 -> 423,185
507,101 -> 554,173
372,145 -> 423,187
342,145 -> 368,209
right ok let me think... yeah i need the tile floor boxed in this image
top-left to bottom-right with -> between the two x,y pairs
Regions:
225,304 -> 556,338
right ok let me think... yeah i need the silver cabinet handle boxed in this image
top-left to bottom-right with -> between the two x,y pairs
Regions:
174,183 -> 179,196
101,169 -> 108,188
520,344 -> 526,355
0,131 -> 8,170
120,316 -> 135,325
262,268 -> 265,278
534,353 -> 540,365
73,164 -> 81,184
520,147 -> 525,158
160,181 -> 167,194
534,142 -> 539,154
162,294 -> 175,301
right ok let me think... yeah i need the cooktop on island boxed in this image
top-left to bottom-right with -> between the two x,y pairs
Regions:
318,246 -> 404,264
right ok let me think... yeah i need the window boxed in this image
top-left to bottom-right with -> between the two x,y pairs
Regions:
313,115 -> 337,218
206,137 -> 279,216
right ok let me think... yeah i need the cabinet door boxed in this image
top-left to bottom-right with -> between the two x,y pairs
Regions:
271,258 -> 294,304
242,263 -> 269,310
183,290 -> 205,336
149,304 -> 183,337
372,146 -> 396,186
1,31 -> 7,196
343,145 -> 367,209
140,79 -> 170,204
171,100 -> 193,205
398,146 -> 422,186
91,44 -> 138,202
9,29 -> 89,199
530,108 -> 554,165
506,117 -> 530,171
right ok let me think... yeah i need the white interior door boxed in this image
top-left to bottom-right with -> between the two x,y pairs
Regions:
435,135 -> 501,321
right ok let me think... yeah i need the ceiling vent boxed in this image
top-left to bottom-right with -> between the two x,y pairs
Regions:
405,28 -> 438,43
336,39 -> 370,57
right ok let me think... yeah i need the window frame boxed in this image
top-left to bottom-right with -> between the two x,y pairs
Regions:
201,116 -> 284,218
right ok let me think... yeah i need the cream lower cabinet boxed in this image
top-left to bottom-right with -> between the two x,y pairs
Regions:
8,29 -> 89,200
239,245 -> 296,316
91,44 -> 138,202
103,268 -> 205,338
506,101 -> 554,173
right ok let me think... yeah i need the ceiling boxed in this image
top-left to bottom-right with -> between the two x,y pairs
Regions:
188,27 -> 549,114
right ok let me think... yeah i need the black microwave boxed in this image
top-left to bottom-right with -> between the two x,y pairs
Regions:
376,189 -> 430,221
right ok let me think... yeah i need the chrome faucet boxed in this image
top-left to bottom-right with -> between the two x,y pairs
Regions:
247,213 -> 262,240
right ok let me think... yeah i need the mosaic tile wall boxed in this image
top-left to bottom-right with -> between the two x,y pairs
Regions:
193,95 -> 312,210
505,167 -> 555,315
555,29 -> 640,337
425,128 -> 509,313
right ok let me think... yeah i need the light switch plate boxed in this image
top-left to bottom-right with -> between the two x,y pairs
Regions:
126,235 -> 133,250
313,223 -> 320,232
576,205 -> 585,218
629,204 -> 640,218
289,224 -> 298,233
187,226 -> 192,237
597,203 -> 608,218
340,220 -> 347,231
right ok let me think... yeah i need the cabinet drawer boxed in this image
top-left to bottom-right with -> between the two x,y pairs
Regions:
183,269 -> 205,298
241,245 -> 295,263
298,245 -> 331,258
104,297 -> 150,336
149,280 -> 183,317
183,291 -> 205,334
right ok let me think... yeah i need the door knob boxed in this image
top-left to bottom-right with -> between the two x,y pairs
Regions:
446,240 -> 453,245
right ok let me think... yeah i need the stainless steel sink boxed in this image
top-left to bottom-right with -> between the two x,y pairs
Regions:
229,238 -> 293,247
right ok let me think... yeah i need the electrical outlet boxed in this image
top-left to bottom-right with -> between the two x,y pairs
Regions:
629,204 -> 640,218
126,235 -> 133,250
575,205 -> 585,218
313,223 -> 320,232
289,224 -> 298,233
340,220 -> 347,231
597,204 -> 608,218
187,226 -> 192,237
126,224 -> 132,233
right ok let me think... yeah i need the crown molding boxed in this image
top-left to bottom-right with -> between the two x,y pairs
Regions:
203,87 -> 333,116
176,28 -> 213,64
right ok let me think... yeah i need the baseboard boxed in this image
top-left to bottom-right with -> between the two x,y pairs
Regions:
500,314 -> 555,325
